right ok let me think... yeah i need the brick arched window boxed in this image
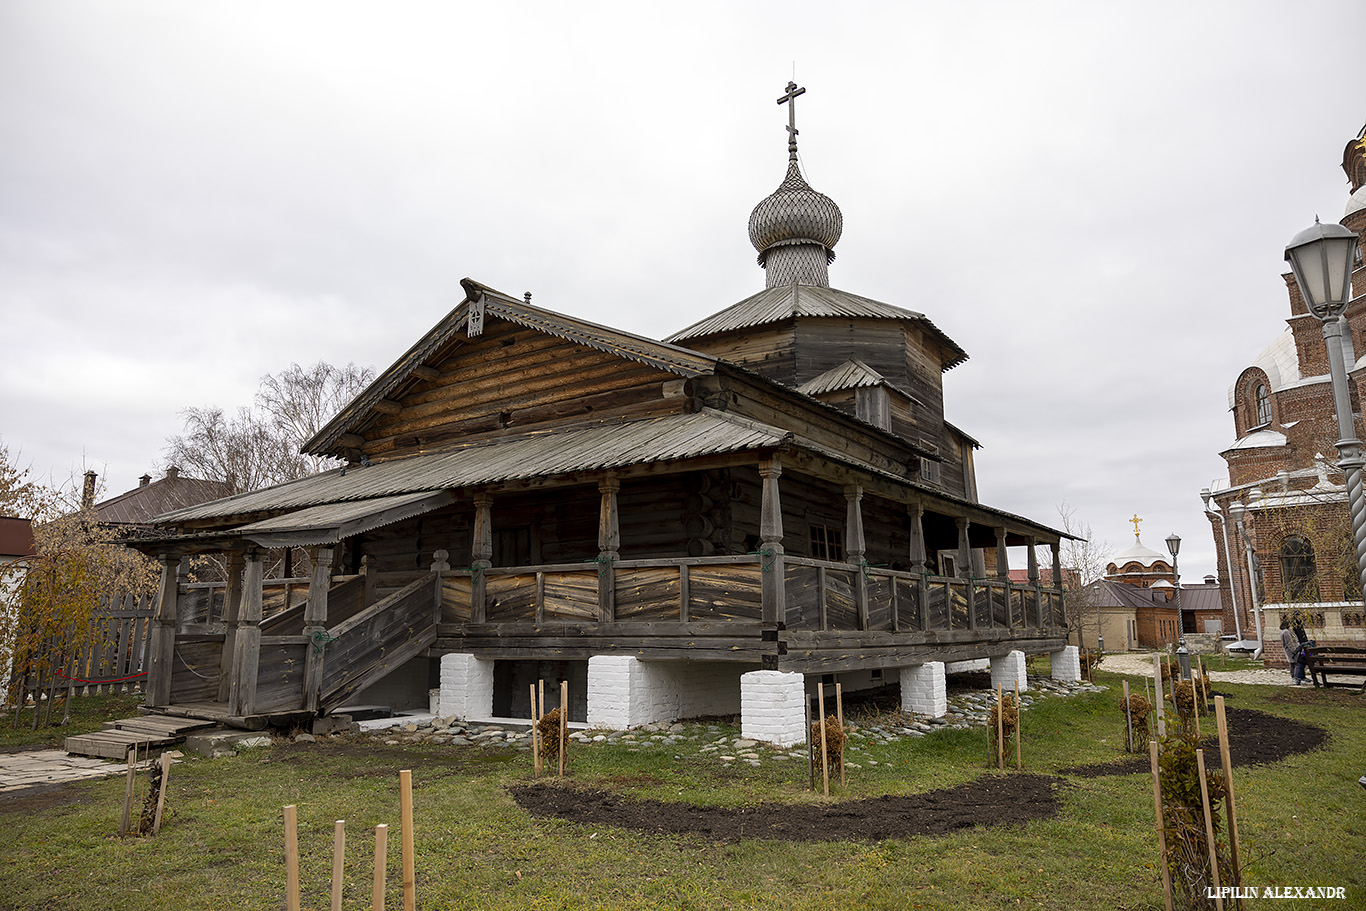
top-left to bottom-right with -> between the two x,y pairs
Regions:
1253,384 -> 1270,426
1279,535 -> 1318,603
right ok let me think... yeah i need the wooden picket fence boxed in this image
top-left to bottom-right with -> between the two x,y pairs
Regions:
63,590 -> 154,695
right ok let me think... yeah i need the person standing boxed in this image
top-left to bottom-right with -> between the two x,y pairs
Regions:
1280,617 -> 1307,685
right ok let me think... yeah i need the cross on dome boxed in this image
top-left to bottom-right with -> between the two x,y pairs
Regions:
1129,514 -> 1142,539
777,81 -> 805,163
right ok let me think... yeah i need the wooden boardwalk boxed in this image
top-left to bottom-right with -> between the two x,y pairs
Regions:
63,715 -> 217,760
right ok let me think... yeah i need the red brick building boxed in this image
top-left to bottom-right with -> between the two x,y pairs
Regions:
1204,123 -> 1366,660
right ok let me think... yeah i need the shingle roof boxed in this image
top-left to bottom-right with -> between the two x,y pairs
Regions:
666,283 -> 969,371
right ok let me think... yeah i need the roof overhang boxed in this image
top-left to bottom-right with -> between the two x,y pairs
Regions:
234,490 -> 456,548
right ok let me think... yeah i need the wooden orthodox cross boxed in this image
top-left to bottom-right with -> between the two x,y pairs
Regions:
777,81 -> 805,160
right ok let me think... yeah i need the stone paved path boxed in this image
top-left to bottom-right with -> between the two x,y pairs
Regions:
1097,652 -> 1294,686
0,749 -> 124,793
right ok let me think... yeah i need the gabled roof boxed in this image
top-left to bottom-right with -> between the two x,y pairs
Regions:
797,359 -> 890,395
93,472 -> 233,526
305,279 -> 720,457
666,283 -> 969,371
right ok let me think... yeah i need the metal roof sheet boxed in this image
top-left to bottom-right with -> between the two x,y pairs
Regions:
155,410 -> 792,524
234,490 -> 456,548
666,283 -> 969,371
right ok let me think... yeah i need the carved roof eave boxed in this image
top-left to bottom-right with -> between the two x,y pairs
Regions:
304,278 -> 721,459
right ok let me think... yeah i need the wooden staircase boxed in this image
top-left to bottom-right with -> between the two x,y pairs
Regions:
64,715 -> 218,760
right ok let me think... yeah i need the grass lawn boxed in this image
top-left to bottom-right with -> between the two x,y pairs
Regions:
1,673 -> 1362,910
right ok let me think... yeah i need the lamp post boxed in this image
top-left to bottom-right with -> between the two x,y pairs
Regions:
1166,533 -> 1190,679
1284,219 -> 1366,605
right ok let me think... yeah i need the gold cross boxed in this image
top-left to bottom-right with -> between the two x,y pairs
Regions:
1129,514 -> 1142,539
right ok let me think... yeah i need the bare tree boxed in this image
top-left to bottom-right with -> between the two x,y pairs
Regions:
1056,502 -> 1113,651
162,360 -> 375,495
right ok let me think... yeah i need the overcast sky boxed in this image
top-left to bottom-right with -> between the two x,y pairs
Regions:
3,1 -> 1365,580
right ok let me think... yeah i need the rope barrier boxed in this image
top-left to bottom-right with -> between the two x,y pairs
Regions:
174,649 -> 219,680
56,669 -> 148,685
309,629 -> 340,655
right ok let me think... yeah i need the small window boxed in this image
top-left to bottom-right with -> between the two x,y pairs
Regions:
809,524 -> 844,562
920,458 -> 940,484
1279,536 -> 1318,603
1253,384 -> 1270,426
939,552 -> 958,577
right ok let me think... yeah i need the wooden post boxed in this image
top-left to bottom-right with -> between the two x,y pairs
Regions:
1149,742 -> 1175,911
1014,679 -> 1022,769
559,679 -> 568,777
1050,542 -> 1064,627
147,554 -> 179,707
400,770 -> 415,911
597,476 -> 620,624
217,551 -> 245,703
817,684 -> 829,798
835,681 -> 845,788
373,823 -> 388,911
1027,538 -> 1043,628
844,485 -> 868,630
995,684 -> 1005,770
152,751 -> 176,835
759,457 -> 786,626
284,804 -> 301,911
331,819 -> 346,911
303,546 -> 335,713
530,683 -> 540,778
805,695 -> 815,791
1152,654 -> 1166,739
120,745 -> 137,836
471,493 -> 493,624
1195,750 -> 1224,911
230,550 -> 265,717
1123,680 -> 1134,752
1215,697 -> 1243,888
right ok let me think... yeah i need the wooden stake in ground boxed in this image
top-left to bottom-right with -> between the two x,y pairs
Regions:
835,682 -> 845,788
152,751 -> 179,835
331,819 -> 346,911
1195,749 -> 1224,911
284,804 -> 301,911
1148,742 -> 1175,911
804,696 -> 814,791
559,679 -> 568,777
995,684 -> 1005,771
1123,680 -> 1134,752
817,684 -> 830,797
400,769 -> 415,911
1014,679 -> 1022,769
529,683 -> 540,778
373,823 -> 388,911
1215,696 -> 1243,888
1152,655 -> 1167,739
120,744 -> 137,837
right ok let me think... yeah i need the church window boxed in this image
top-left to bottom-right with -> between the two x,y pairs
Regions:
1253,384 -> 1270,426
809,523 -> 844,562
1279,535 -> 1318,603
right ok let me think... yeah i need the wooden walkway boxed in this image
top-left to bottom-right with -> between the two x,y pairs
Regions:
64,715 -> 218,760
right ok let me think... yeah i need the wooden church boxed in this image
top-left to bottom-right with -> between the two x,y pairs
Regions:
135,84 -> 1076,742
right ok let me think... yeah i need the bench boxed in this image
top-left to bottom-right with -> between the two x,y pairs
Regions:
1304,646 -> 1366,693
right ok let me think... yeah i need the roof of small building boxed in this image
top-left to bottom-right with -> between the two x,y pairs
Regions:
665,283 -> 969,371
0,516 -> 34,558
93,470 -> 233,527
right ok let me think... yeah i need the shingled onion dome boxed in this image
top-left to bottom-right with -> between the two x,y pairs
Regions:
748,159 -> 843,289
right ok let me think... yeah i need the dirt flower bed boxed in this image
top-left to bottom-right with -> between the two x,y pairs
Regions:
511,772 -> 1065,843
